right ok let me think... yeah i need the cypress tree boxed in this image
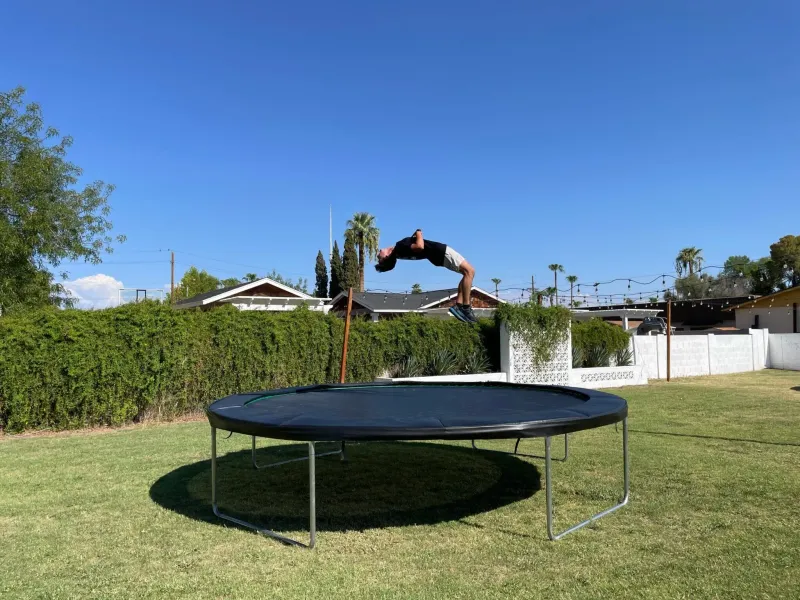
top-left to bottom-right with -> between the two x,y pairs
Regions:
342,233 -> 359,293
329,241 -> 343,298
314,250 -> 329,298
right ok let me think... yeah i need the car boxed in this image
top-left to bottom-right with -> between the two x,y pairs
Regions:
637,316 -> 667,335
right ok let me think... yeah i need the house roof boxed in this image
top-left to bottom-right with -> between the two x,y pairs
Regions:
174,277 -> 315,309
329,287 -> 502,312
724,286 -> 800,311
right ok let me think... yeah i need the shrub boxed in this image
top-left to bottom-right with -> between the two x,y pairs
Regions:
462,351 -> 491,374
584,345 -> 610,368
571,318 -> 631,366
613,347 -> 634,367
0,304 -> 492,433
427,350 -> 460,376
390,356 -> 424,378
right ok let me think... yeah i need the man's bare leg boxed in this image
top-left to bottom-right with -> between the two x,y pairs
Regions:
457,260 -> 475,305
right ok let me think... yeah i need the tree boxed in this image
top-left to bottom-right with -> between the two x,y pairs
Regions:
491,278 -> 501,298
566,275 -> 578,307
411,283 -> 422,294
220,277 -> 242,288
542,286 -> 557,306
0,86 -> 124,314
345,212 -> 380,292
770,234 -> 800,287
314,250 -> 329,298
624,298 -> 635,306
173,267 -> 220,301
329,241 -> 343,298
675,247 -> 704,277
341,232 -> 359,293
675,273 -> 712,300
649,297 -> 659,303
243,273 -> 258,282
548,264 -> 564,305
721,255 -> 753,279
749,257 -> 783,295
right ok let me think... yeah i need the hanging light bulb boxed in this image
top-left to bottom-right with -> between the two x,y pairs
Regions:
662,275 -> 665,286
628,280 -> 631,289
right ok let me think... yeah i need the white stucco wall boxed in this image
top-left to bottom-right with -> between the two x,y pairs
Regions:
569,366 -> 648,389
767,334 -> 800,370
632,330 -> 768,379
735,307 -> 795,334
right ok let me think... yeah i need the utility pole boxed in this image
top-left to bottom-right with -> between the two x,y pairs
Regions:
170,251 -> 175,303
531,275 -> 535,304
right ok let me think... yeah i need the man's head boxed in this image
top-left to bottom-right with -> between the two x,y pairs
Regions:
378,247 -> 393,262
375,246 -> 396,272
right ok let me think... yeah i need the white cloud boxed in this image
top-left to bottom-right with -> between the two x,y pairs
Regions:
64,274 -> 124,309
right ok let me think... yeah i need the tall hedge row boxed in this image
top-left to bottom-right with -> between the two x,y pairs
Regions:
0,303 -> 491,433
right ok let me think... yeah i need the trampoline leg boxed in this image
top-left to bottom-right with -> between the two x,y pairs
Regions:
471,434 -> 568,462
251,436 -> 343,469
212,427 -> 318,549
545,418 -> 629,541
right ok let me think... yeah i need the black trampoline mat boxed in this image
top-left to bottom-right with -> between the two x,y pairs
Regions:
206,382 -> 628,441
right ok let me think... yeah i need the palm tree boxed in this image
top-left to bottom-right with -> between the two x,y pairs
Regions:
543,286 -> 557,306
491,278 -> 501,298
346,212 -> 380,292
675,247 -> 704,277
548,264 -> 564,305
243,273 -> 258,282
566,275 -> 578,308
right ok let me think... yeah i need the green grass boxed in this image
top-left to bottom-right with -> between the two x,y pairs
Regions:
2,370 -> 799,599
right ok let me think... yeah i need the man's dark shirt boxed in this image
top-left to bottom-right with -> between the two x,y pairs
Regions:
392,233 -> 447,267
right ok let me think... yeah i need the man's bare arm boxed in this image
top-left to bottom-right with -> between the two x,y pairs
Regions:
411,229 -> 424,251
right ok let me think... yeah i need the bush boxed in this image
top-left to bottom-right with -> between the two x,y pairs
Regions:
0,304 -> 492,433
571,318 -> 631,368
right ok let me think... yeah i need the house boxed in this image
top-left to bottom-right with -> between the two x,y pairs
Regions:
173,277 -> 330,312
571,308 -> 661,331
327,287 -> 503,321
577,296 -> 754,332
725,287 -> 800,333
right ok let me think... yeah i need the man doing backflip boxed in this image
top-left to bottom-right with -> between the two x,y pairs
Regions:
375,229 -> 477,323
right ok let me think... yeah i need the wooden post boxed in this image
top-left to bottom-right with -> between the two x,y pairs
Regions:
666,299 -> 672,382
340,287 -> 354,384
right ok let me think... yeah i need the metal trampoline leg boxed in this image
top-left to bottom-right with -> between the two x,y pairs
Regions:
212,427 -> 318,549
545,418 -> 629,541
252,435 -> 343,469
471,435 -> 568,461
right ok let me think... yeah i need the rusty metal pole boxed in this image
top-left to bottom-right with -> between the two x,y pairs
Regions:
340,287 -> 354,383
666,299 -> 672,382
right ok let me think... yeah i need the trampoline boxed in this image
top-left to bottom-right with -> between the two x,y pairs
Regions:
206,381 -> 629,548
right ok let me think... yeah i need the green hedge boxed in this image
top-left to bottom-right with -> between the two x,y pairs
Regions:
0,303 -> 492,433
571,318 -> 631,364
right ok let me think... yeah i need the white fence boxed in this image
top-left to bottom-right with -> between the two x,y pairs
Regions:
632,329 -> 769,379
767,334 -> 800,371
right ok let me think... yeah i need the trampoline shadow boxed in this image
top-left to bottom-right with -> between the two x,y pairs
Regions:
150,440 -> 541,536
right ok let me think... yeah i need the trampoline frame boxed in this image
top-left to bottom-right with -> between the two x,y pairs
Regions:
209,418 -> 629,548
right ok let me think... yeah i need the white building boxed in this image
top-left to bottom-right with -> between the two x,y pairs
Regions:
727,287 -> 800,333
173,277 -> 329,312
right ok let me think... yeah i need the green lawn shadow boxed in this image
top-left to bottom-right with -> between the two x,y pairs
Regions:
150,440 -> 541,536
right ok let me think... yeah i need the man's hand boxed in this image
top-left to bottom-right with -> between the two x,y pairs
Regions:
411,229 -> 424,251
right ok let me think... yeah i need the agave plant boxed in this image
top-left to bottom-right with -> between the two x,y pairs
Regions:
462,351 -> 491,374
572,345 -> 584,368
390,355 -> 424,378
428,350 -> 460,376
584,345 -> 610,368
613,347 -> 633,367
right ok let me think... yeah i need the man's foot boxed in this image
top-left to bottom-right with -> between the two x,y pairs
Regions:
462,304 -> 478,323
449,305 -> 470,323
450,304 -> 478,323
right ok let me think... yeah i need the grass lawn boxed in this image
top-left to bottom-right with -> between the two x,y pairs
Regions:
2,370 -> 799,599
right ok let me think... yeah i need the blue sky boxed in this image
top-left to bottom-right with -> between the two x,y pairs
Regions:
3,1 -> 799,306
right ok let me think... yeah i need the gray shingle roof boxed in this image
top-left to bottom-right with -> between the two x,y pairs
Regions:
351,289 -> 457,311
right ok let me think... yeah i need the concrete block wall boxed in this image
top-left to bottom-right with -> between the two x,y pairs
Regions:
768,334 -> 800,370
